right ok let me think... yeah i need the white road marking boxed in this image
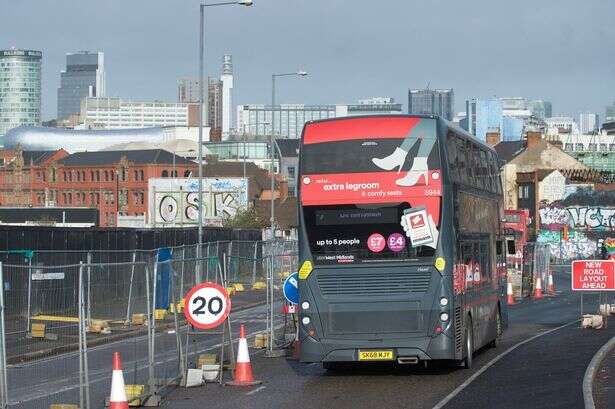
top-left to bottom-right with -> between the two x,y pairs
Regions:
246,385 -> 266,395
432,319 -> 579,409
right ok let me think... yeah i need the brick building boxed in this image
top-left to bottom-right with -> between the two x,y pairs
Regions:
0,148 -> 196,226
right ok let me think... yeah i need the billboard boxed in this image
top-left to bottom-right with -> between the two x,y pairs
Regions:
148,178 -> 248,226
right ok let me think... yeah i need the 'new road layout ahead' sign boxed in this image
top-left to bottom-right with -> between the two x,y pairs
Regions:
572,260 -> 615,291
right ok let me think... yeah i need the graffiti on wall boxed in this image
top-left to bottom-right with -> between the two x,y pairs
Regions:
149,178 -> 248,226
539,205 -> 615,230
538,197 -> 615,260
537,229 -> 599,260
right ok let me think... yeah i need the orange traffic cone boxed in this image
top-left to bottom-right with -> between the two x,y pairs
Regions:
547,271 -> 556,295
227,324 -> 261,386
533,276 -> 544,299
507,278 -> 515,305
109,352 -> 129,409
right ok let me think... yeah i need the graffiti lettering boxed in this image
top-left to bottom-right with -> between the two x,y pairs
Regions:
540,205 -> 615,230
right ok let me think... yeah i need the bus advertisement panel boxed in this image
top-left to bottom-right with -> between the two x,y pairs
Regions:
300,116 -> 442,266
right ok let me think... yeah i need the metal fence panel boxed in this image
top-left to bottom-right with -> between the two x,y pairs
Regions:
0,239 -> 292,408
4,263 -> 81,409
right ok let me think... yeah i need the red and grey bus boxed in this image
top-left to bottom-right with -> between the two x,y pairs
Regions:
297,115 -> 507,369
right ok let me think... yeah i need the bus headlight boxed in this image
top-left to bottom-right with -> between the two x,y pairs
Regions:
440,312 -> 449,322
301,301 -> 310,310
302,316 -> 311,325
439,297 -> 449,307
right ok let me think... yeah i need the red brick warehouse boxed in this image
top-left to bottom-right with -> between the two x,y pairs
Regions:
0,148 -> 197,226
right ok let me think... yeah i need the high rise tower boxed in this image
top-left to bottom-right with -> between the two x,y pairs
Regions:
0,49 -> 42,143
57,51 -> 105,120
220,54 -> 234,138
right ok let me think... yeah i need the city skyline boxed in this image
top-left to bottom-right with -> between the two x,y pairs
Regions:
2,1 -> 614,122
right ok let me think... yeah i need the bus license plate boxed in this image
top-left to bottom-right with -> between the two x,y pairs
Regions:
358,350 -> 394,361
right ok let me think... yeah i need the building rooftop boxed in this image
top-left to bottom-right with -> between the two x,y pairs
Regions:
276,139 -> 300,158
58,149 -> 195,166
494,141 -> 526,165
254,197 -> 298,229
203,160 -> 279,198
21,150 -> 60,166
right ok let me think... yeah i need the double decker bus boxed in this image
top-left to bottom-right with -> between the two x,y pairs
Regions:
297,115 -> 507,369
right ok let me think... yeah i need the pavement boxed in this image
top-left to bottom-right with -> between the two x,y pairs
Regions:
594,331 -> 615,409
161,268 -> 615,409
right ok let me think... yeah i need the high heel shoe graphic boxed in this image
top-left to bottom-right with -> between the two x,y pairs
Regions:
396,157 -> 429,187
371,147 -> 408,173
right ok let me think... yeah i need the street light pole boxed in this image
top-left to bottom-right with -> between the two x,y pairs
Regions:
269,71 -> 308,239
198,4 -> 205,281
198,0 -> 253,281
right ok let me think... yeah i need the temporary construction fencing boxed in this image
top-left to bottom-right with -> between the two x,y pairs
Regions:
506,242 -> 552,300
262,240 -> 299,357
0,239 -> 294,409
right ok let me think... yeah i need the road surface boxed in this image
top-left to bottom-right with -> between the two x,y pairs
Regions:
162,269 -> 615,409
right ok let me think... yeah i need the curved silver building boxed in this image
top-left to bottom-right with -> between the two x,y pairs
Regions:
4,125 -> 168,152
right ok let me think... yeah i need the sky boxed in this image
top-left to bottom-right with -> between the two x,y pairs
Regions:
2,0 -> 614,122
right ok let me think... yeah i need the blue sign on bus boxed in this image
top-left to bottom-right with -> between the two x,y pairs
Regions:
283,272 -> 299,304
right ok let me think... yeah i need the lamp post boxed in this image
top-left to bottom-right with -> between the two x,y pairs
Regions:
198,0 -> 253,281
270,71 -> 308,238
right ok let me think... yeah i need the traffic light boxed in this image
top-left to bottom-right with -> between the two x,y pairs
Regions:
562,224 -> 569,241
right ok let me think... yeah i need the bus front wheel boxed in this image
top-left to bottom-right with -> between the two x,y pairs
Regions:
462,317 -> 473,369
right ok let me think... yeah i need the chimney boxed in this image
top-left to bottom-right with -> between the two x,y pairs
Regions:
486,130 -> 501,147
209,128 -> 222,142
526,131 -> 542,148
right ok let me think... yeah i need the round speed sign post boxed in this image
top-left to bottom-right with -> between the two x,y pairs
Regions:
184,282 -> 232,330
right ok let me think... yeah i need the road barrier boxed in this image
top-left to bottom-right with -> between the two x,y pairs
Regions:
262,240 -> 298,358
507,242 -> 551,301
0,239 -> 296,408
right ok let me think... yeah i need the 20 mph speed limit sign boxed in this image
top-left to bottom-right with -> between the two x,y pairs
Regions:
184,282 -> 231,330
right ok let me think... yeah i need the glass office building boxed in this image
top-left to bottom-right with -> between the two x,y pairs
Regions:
0,49 -> 42,144
237,99 -> 402,139
408,88 -> 454,120
529,100 -> 552,119
502,116 -> 524,141
57,51 -> 105,120
237,104 -> 338,139
465,98 -> 503,141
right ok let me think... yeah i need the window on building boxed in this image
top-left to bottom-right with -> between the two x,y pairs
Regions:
287,166 -> 296,179
564,143 -> 573,151
134,170 -> 138,181
139,170 -> 144,180
518,185 -> 530,199
588,143 -> 597,152
50,168 -> 56,183
599,144 -> 608,152
161,170 -> 169,177
576,143 -> 584,151
120,167 -> 127,182
67,192 -> 72,204
104,171 -> 109,181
